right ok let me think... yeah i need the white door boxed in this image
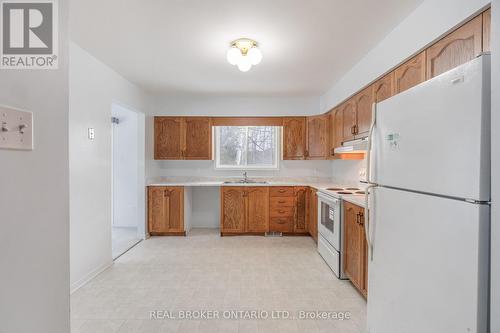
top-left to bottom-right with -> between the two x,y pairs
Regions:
371,56 -> 490,201
366,186 -> 489,333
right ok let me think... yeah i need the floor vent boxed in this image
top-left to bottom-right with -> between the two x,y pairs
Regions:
265,232 -> 282,237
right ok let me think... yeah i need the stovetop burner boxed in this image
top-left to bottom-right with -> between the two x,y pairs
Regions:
326,188 -> 344,191
336,191 -> 353,194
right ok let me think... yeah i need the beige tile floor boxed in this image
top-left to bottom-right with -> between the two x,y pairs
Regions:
71,229 -> 367,333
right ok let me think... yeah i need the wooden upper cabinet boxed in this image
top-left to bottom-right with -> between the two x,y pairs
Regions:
394,52 -> 426,94
483,8 -> 491,52
246,187 -> 269,233
154,116 -> 212,160
183,117 -> 212,160
332,108 -> 344,151
340,100 -> 356,142
306,115 -> 329,159
148,186 -> 184,234
426,15 -> 482,79
220,187 -> 246,233
354,86 -> 373,137
294,186 -> 308,233
282,117 -> 307,160
372,72 -> 395,104
154,117 -> 182,159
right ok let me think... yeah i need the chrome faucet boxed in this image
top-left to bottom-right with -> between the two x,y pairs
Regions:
243,171 -> 248,182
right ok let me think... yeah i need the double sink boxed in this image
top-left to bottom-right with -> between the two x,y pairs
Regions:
223,179 -> 269,184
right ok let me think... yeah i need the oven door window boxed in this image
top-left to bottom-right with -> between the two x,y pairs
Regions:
321,201 -> 335,233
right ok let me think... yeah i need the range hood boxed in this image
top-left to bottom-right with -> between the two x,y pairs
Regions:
334,137 -> 368,154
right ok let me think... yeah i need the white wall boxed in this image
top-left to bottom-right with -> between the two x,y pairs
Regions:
0,1 -> 70,332
112,104 -> 139,228
69,42 -> 148,292
331,159 -> 366,185
491,1 -> 499,331
320,0 -> 491,112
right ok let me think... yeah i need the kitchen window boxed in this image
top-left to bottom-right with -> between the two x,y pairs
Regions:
215,126 -> 279,170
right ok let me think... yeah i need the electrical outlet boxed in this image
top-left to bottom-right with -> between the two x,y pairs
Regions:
88,128 -> 95,140
359,168 -> 367,179
0,105 -> 33,150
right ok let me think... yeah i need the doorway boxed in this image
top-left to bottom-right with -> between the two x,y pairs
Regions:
111,103 -> 143,259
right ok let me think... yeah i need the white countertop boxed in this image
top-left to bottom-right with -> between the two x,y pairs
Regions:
147,177 -> 367,208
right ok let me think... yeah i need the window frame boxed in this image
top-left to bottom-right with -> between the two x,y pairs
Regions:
214,126 -> 280,170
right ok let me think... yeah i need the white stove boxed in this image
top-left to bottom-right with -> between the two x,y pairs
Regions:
316,186 -> 366,279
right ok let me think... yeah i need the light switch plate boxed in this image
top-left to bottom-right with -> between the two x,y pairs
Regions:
88,128 -> 95,140
0,105 -> 33,150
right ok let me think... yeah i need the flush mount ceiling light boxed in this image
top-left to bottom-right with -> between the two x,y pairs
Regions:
226,38 -> 262,72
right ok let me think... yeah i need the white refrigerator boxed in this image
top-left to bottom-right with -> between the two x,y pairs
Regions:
365,55 -> 490,333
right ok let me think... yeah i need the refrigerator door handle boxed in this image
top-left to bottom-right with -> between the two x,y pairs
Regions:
366,103 -> 377,184
365,184 -> 377,261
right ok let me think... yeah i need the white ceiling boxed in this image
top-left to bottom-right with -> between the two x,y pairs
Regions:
70,0 -> 422,97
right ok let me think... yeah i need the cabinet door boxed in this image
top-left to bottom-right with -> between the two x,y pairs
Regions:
394,52 -> 426,94
154,117 -> 182,159
308,188 -> 318,242
340,100 -> 356,142
372,72 -> 394,104
220,187 -> 246,233
426,15 -> 482,79
306,115 -> 329,159
331,108 -> 344,154
246,187 -> 269,233
282,117 -> 306,160
183,117 -> 212,160
355,86 -> 373,137
483,8 -> 491,53
166,187 -> 184,232
294,186 -> 308,233
148,187 -> 169,233
148,186 -> 184,233
343,202 -> 363,291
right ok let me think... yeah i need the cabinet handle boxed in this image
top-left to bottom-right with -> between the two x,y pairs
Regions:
279,210 -> 286,214
305,150 -> 309,157
354,125 -> 358,135
278,200 -> 286,204
276,219 -> 287,224
279,189 -> 286,193
356,213 -> 360,224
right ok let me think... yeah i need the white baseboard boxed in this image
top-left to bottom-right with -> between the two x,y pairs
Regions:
70,260 -> 113,294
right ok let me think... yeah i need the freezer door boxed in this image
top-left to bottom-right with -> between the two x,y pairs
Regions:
366,187 -> 489,333
371,55 -> 490,201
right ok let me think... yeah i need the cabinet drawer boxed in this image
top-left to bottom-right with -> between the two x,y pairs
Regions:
270,206 -> 294,218
269,217 -> 294,233
270,197 -> 295,208
269,187 -> 294,197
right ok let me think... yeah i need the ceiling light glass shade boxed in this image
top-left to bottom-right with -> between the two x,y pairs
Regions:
247,47 -> 262,65
226,47 -> 242,66
237,56 -> 252,72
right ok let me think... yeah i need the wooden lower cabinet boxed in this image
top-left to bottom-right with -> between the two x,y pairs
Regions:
221,186 -> 311,237
148,186 -> 185,235
221,186 -> 269,234
308,188 -> 318,242
294,187 -> 308,233
246,187 -> 270,232
220,187 -> 246,233
343,201 -> 368,297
